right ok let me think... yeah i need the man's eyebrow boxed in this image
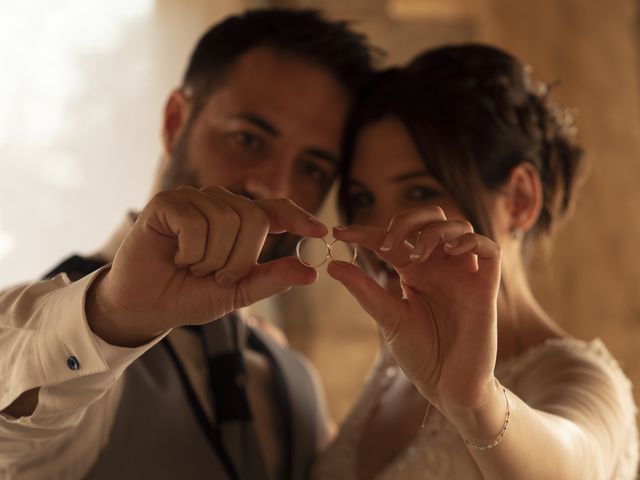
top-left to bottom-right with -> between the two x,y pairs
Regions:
305,148 -> 339,167
231,112 -> 280,136
230,113 -> 338,165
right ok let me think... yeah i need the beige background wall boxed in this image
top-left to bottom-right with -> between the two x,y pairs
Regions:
0,0 -> 266,286
2,0 -> 638,428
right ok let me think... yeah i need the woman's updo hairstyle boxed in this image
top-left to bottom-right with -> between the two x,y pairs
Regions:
340,44 -> 585,243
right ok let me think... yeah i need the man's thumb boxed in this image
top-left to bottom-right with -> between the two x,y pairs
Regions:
234,257 -> 318,308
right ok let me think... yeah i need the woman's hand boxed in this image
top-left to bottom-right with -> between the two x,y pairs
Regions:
329,205 -> 502,417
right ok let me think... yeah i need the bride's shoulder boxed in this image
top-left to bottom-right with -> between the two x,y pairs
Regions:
498,333 -> 637,434
500,335 -> 629,380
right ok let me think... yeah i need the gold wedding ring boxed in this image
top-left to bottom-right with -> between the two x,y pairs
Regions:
328,238 -> 358,265
296,237 -> 358,267
296,237 -> 329,267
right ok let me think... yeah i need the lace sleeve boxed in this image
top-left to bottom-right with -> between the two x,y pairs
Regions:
503,339 -> 638,479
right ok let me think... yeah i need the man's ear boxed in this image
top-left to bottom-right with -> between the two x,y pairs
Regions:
504,162 -> 543,233
162,89 -> 191,155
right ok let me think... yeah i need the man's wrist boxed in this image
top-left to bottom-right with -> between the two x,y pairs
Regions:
85,269 -> 166,348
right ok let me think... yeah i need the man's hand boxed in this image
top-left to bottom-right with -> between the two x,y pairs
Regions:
87,186 -> 326,347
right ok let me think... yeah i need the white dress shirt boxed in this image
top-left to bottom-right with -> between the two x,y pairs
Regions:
0,266 -> 319,479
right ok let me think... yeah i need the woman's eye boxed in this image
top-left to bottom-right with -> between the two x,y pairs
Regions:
229,131 -> 264,151
406,186 -> 441,202
349,190 -> 374,209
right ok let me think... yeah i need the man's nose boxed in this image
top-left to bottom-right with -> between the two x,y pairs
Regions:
243,160 -> 292,200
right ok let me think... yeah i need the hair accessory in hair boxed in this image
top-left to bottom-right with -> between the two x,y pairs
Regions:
523,64 -> 549,97
550,105 -> 579,137
523,65 -> 578,137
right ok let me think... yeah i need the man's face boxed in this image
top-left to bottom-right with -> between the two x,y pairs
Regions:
161,47 -> 352,260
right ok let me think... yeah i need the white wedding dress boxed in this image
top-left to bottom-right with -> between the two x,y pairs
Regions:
312,338 -> 639,479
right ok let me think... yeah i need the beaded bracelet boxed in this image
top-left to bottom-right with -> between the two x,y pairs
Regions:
464,387 -> 511,451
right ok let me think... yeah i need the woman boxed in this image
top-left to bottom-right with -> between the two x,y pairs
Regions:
312,45 -> 638,479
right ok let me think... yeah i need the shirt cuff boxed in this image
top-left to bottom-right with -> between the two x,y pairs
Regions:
36,265 -> 169,387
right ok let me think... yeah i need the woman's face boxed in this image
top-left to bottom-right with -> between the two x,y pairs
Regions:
345,116 -> 471,294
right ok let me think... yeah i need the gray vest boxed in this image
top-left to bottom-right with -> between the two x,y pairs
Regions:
84,326 -> 321,480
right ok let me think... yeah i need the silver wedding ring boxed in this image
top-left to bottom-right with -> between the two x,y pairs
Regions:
296,237 -> 358,268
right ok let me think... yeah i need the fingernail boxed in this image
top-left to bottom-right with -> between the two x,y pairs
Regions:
307,216 -> 325,227
215,271 -> 236,287
410,243 -> 425,261
444,239 -> 459,249
380,234 -> 394,252
333,225 -> 348,233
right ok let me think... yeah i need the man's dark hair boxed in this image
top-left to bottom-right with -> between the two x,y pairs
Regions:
182,8 -> 378,110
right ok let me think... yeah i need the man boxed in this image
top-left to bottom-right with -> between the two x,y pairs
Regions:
0,9 -> 376,479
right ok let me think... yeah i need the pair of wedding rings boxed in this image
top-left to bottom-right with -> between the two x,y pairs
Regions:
295,237 -> 358,268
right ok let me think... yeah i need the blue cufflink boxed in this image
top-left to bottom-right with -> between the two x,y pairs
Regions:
66,355 -> 80,371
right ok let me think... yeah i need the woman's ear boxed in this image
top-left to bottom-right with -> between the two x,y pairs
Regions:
504,162 -> 543,233
162,89 -> 191,155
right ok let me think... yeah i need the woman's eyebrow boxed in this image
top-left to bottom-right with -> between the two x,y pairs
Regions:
347,171 -> 434,187
345,179 -> 367,188
391,170 -> 431,182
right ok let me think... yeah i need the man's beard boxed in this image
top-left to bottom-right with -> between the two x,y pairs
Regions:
160,122 -> 300,265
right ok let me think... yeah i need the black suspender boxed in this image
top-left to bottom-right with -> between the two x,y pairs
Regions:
161,338 -> 241,480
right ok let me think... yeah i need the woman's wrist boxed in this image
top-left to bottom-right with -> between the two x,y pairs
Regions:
444,377 -> 509,447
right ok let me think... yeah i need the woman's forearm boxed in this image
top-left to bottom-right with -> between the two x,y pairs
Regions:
447,379 -> 604,480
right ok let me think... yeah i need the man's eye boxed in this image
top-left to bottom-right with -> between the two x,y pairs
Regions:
229,131 -> 264,151
406,186 -> 441,202
302,161 -> 332,186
